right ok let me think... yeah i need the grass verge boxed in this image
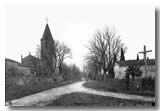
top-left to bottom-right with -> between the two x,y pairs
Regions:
47,92 -> 153,106
83,80 -> 155,97
5,80 -> 78,102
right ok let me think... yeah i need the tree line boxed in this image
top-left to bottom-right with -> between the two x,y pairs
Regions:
34,40 -> 81,82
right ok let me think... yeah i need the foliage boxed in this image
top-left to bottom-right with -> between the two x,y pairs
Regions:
30,57 -> 41,76
5,68 -> 28,87
124,68 -> 130,90
125,64 -> 142,80
142,77 -> 155,91
5,67 -> 18,87
120,48 -> 125,61
113,53 -> 117,62
6,67 -> 18,77
61,63 -> 81,81
136,54 -> 139,60
124,64 -> 142,90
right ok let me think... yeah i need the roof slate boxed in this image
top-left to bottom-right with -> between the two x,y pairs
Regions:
116,59 -> 155,67
5,58 -> 19,64
41,24 -> 54,41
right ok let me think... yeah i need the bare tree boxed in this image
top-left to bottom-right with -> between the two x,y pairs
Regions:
55,41 -> 72,74
30,57 -> 41,83
85,57 -> 101,80
35,44 -> 41,58
35,41 -> 72,81
86,27 -> 127,79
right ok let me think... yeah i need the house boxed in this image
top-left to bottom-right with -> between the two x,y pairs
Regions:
5,58 -> 34,85
5,58 -> 34,75
21,52 -> 40,75
18,64 -> 34,75
5,58 -> 19,74
114,59 -> 155,79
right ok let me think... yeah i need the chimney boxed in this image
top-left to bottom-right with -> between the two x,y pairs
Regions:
29,52 -> 31,55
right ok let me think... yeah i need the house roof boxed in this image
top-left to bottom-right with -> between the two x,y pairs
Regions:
116,59 -> 155,67
22,54 -> 39,61
18,63 -> 33,68
41,23 -> 54,41
5,58 -> 19,64
5,58 -> 33,68
22,54 -> 40,67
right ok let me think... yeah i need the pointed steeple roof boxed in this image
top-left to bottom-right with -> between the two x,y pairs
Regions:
41,23 -> 54,41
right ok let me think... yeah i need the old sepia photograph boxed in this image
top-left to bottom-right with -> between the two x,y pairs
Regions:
5,6 -> 155,107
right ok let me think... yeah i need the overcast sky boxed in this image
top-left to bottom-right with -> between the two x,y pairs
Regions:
5,6 -> 155,70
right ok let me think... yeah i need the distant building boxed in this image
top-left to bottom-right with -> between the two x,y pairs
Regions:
20,52 -> 40,75
5,23 -> 56,76
5,58 -> 34,76
5,58 -> 19,74
21,52 -> 40,67
114,59 -> 155,79
5,58 -> 36,85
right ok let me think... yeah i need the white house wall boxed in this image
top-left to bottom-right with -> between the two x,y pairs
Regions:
114,64 -> 155,79
114,64 -> 127,79
140,65 -> 155,79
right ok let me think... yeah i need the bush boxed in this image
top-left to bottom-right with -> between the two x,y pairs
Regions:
142,77 -> 155,91
61,63 -> 81,81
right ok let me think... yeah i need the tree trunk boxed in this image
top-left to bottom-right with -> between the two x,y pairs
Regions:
103,69 -> 108,80
132,73 -> 135,80
59,64 -> 62,74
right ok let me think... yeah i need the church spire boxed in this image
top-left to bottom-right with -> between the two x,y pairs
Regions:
41,20 -> 53,41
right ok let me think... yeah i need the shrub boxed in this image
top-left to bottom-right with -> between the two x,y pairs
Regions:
142,77 -> 155,91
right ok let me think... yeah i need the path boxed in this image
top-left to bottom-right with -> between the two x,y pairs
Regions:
8,81 -> 155,106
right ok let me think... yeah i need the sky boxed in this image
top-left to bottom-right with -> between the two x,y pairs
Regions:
5,6 -> 155,70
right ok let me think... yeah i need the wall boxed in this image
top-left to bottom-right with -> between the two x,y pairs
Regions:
5,61 -> 18,74
114,63 -> 127,79
5,61 -> 35,86
17,65 -> 33,75
140,65 -> 155,79
114,64 -> 155,79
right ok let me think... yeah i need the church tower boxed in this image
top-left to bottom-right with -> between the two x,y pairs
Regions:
41,23 -> 56,74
